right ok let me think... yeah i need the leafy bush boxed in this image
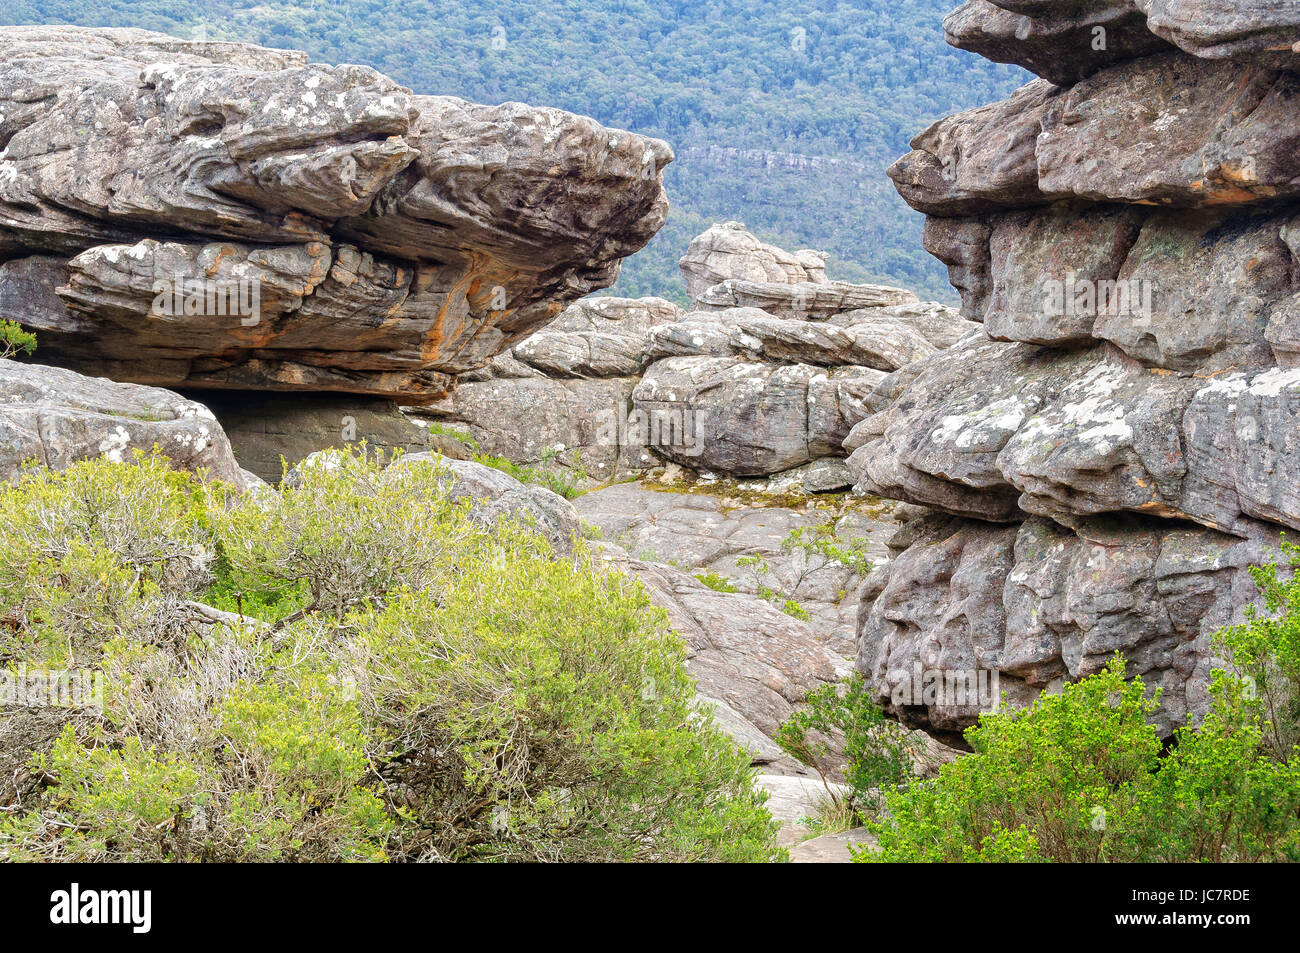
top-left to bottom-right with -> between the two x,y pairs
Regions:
0,449 -> 783,862
777,674 -> 915,825
0,453 -> 220,666
354,541 -> 778,861
212,449 -> 474,622
0,320 -> 36,360
693,570 -> 738,593
861,649 -> 1300,862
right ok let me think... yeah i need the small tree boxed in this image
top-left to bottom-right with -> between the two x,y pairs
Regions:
777,674 -> 915,827
0,320 -> 36,361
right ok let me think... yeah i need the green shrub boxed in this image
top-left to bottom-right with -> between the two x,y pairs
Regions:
777,674 -> 914,826
354,536 -> 780,861
859,542 -> 1300,863
471,448 -> 588,500
781,523 -> 873,579
0,448 -> 783,862
1217,538 -> 1300,759
211,450 -> 475,622
0,453 -> 220,666
862,650 -> 1300,862
0,320 -> 36,360
693,570 -> 738,593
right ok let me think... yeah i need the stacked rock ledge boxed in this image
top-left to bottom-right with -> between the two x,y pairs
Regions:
861,0 -> 1300,743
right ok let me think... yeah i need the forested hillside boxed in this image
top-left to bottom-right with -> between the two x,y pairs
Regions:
2,0 -> 1029,301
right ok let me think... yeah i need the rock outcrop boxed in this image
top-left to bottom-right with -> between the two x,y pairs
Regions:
0,358 -> 253,488
859,0 -> 1300,741
575,481 -> 897,658
417,224 -> 977,484
0,26 -> 670,403
678,221 -> 829,304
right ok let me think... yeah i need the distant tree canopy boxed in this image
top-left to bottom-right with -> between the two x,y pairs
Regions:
4,0 -> 1029,302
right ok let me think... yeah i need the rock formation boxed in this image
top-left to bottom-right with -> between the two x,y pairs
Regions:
0,358 -> 253,488
418,223 -> 977,486
0,26 -> 670,403
858,0 -> 1300,742
410,223 -> 977,766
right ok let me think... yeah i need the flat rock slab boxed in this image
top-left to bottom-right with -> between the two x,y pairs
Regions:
575,481 -> 897,657
788,827 -> 878,864
757,773 -> 850,827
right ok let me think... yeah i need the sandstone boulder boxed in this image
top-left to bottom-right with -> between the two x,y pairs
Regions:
0,27 -> 671,403
635,357 -> 886,476
678,221 -> 828,305
0,358 -> 249,487
692,278 -> 919,319
945,0 -> 1172,85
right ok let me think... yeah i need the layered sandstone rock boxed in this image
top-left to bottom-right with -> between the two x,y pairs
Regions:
0,26 -> 671,403
678,221 -> 829,305
859,0 -> 1300,740
416,225 -> 972,483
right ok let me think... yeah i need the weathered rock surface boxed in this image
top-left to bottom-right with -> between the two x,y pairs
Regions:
575,481 -> 897,657
634,357 -> 886,476
861,0 -> 1300,741
679,221 -> 828,306
759,774 -> 850,830
405,296 -> 691,479
0,358 -> 249,487
946,1 -> 1300,78
508,297 -> 683,378
1135,0 -> 1300,68
402,452 -> 584,551
597,546 -> 843,746
0,26 -> 671,402
420,225 -> 958,483
787,826 -> 877,863
945,0 -> 1173,86
692,279 -> 919,319
646,307 -> 965,370
861,507 -> 1281,742
1035,54 -> 1300,208
418,373 -> 648,478
923,218 -> 994,322
891,53 -> 1300,216
887,80 -> 1062,218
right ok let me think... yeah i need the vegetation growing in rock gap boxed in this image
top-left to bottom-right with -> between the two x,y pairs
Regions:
858,641 -> 1300,862
0,450 -> 784,862
776,674 -> 914,827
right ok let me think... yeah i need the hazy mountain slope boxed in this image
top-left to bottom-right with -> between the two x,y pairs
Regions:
2,0 -> 1029,301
